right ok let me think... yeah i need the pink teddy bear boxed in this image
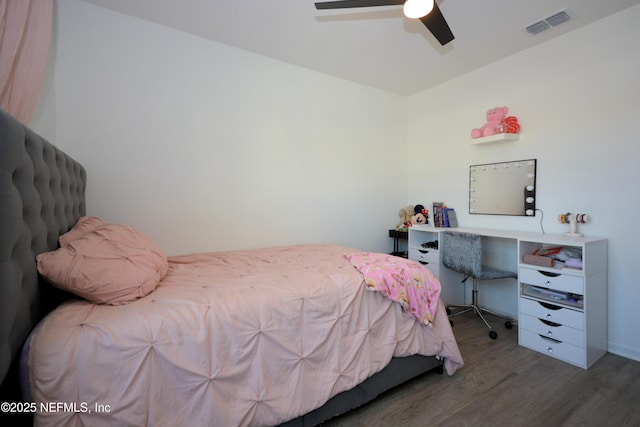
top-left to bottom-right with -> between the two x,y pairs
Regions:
471,106 -> 508,138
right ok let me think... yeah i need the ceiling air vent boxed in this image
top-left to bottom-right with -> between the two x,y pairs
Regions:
525,21 -> 550,35
524,9 -> 571,35
546,10 -> 571,27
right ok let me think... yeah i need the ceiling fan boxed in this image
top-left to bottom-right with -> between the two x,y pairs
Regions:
314,0 -> 454,46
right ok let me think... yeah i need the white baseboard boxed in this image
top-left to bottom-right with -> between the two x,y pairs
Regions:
608,342 -> 640,363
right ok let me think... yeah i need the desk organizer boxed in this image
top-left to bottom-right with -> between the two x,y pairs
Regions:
558,212 -> 589,236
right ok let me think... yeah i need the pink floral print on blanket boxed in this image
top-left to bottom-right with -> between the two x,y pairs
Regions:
345,252 -> 441,326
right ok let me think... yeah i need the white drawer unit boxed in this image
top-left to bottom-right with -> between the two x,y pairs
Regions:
519,297 -> 583,330
409,248 -> 438,264
519,268 -> 584,295
409,248 -> 439,275
519,329 -> 585,366
407,226 -> 440,277
518,237 -> 608,369
519,313 -> 583,347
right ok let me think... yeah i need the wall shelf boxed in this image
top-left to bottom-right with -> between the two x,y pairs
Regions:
471,133 -> 519,145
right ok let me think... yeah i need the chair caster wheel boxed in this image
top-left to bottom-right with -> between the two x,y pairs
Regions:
505,321 -> 513,329
489,330 -> 498,340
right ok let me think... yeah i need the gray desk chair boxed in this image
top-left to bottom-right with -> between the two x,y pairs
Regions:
441,231 -> 517,339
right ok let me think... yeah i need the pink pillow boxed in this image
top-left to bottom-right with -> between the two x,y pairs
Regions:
38,224 -> 168,305
59,216 -> 107,246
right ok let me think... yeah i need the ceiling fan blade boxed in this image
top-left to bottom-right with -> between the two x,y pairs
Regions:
315,0 -> 404,10
419,2 -> 454,45
315,0 -> 455,47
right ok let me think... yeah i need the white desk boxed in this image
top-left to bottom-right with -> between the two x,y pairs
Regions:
408,225 -> 608,369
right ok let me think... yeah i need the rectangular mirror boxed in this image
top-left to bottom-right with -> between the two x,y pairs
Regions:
469,159 -> 536,216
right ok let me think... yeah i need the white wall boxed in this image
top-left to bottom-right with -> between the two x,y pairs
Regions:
408,5 -> 640,361
35,0 -> 408,256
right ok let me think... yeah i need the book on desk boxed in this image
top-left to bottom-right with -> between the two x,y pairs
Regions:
432,204 -> 458,228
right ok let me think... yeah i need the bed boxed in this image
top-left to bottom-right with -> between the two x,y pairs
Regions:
0,108 -> 463,426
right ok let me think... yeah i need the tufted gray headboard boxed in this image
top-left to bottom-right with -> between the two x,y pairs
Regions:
0,109 -> 86,400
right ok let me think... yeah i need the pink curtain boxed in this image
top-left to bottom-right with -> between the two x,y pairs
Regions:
0,0 -> 53,124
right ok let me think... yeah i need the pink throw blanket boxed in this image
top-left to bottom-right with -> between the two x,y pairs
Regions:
345,252 -> 441,326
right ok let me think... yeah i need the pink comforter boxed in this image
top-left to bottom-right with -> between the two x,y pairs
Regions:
28,245 -> 463,426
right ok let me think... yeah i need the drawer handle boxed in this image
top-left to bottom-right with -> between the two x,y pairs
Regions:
540,319 -> 561,327
418,249 -> 429,254
539,335 -> 561,344
539,301 -> 562,310
539,270 -> 561,278
419,261 -> 429,265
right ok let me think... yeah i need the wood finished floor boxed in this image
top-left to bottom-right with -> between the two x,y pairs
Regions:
320,312 -> 640,427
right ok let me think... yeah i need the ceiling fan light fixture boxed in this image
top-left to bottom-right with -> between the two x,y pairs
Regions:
403,0 -> 434,19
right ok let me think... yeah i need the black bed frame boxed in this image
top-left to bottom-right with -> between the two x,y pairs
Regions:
0,109 -> 443,426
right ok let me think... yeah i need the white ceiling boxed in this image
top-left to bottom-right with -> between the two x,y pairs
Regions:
77,0 -> 640,96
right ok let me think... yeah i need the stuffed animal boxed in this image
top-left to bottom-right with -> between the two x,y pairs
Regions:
410,204 -> 429,225
396,205 -> 414,230
471,106 -> 509,138
501,115 -> 521,133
